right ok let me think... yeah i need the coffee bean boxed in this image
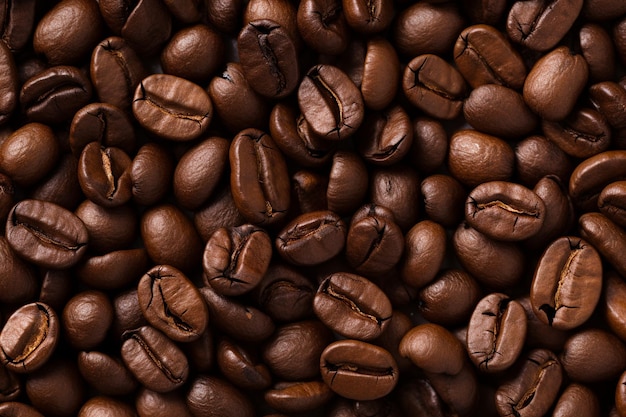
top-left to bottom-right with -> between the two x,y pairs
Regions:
296,0 -> 349,55
0,236 -> 38,306
75,199 -> 137,254
130,143 -> 175,207
400,220 -> 446,289
25,358 -> 85,416
408,117 -> 448,174
358,38 -> 400,111
136,388 -> 193,417
77,351 -> 138,396
254,263 -> 315,322
515,135 -> 573,187
579,212 -> 626,278
356,105 -> 412,166
343,0 -> 393,34
421,175 -> 466,227
599,181 -> 626,227
0,42 -> 17,125
553,383 -> 601,417
542,107 -> 611,159
186,376 -> 254,417
570,150 -> 626,212
369,164 -> 420,230
327,151 -> 369,215
580,23 -> 617,82
0,0 -> 37,52
265,381 -> 334,414
399,323 -> 466,376
62,290 -> 114,350
78,396 -> 137,417
216,337 -> 272,390
589,81 -> 626,129
0,402 -> 44,417
163,0 -> 202,23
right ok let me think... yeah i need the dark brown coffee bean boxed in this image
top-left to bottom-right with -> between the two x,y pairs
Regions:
369,164 -> 420,230
523,46 -> 589,121
0,173 -> 13,228
25,358 -> 84,417
321,339 -> 398,400
515,135 -> 573,187
358,38 -> 400,111
589,81 -> 626,129
342,0 -> 393,34
553,383 -> 600,417
292,170 -> 329,213
400,220 -> 446,289
78,142 -> 132,208
296,0 -> 349,55
403,54 -> 466,120
30,153 -> 81,210
495,349 -> 562,417
542,107 -> 611,159
421,175 -> 466,227
243,0 -> 300,49
462,0 -> 507,25
602,271 -> 626,342
186,376 -> 254,417
133,74 -> 212,142
276,210 -> 346,266
6,199 -> 88,269
121,325 -> 189,393
467,293 -> 527,373
136,388 -> 193,417
356,105 -> 412,166
314,272 -> 392,340
78,351 -> 138,396
581,0 -> 626,20
161,24 -> 223,83
580,23 -> 616,82
230,128 -> 290,225
298,64 -> 364,140
448,129 -> 514,187
174,136 -> 229,210
203,224 -> 271,296
463,84 -> 537,138
193,185 -> 246,242
0,303 -> 59,374
0,0 -> 37,52
327,151 -> 368,215
399,323 -> 466,376
453,24 -> 527,90
265,381 -> 333,414
78,396 -> 137,417
62,290 -> 113,350
560,328 -> 626,383
0,42 -> 17,125
408,117 -> 448,174
570,150 -> 626,211
599,181 -> 626,227
138,265 -> 208,342
217,338 -> 271,390
0,237 -> 36,304
130,143 -> 175,207
0,123 -> 59,187
0,402 -> 44,417
255,263 -> 315,322
518,296 -> 569,358
238,20 -> 299,99
20,65 -> 93,124
90,36 -> 148,111
507,0 -> 583,51
75,200 -> 136,254
579,212 -> 626,278
112,289 -> 147,338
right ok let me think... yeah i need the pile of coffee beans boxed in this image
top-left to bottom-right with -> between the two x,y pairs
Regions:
0,0 -> 626,416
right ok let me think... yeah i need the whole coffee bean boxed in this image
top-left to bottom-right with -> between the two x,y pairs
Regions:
205,0 -> 243,33
448,129 -> 514,187
292,170 -> 328,213
417,269 -> 481,327
453,24 -> 527,90
296,0 -> 349,55
138,265 -> 208,342
6,199 -> 88,269
298,64 -> 364,140
515,135 -> 573,187
495,349 -> 562,417
203,224 -> 272,296
327,150 -> 368,215
320,339 -> 398,400
265,381 -> 334,414
217,338 -> 271,390
466,293 -> 527,373
78,396 -> 137,417
0,0 -> 37,52
78,249 -> 148,291
506,0 -> 583,51
173,136 -> 229,210
237,20 -> 299,99
599,181 -> 626,227
0,402 -> 44,417
112,289 -> 147,338
369,164 -> 420,230
62,290 -> 114,350
75,200 -> 136,254
161,24 -> 224,83
0,173 -> 13,227
569,150 -> 626,211
356,105 -> 412,166
314,272 -> 392,340
523,46 -> 589,121
29,153 -> 82,211
463,84 -> 537,138
346,204 -> 404,275
121,325 -> 189,393
263,320 -> 333,380
193,185 -> 246,242
453,222 -> 525,289
90,36 -> 148,110
255,263 -> 315,322
33,0 -> 104,65
603,271 -> 626,342
402,54 -> 466,120
25,358 -> 85,417
579,23 -> 616,82
408,117 -> 448,174
358,38 -> 400,111
0,303 -> 59,374
579,212 -> 626,278
421,175 -> 466,227
186,376 -> 254,417
589,81 -> 626,129
400,220 -> 446,289
78,351 -> 138,396
130,143 -> 175,207
560,328 -> 626,383
553,383 -> 600,417
136,388 -> 193,417
276,210 -> 346,266
243,0 -> 300,49
393,1 -> 465,57
141,204 -> 203,273
542,107 -> 611,158
397,376 -> 473,417
399,323 -> 466,376
78,142 -> 132,208
530,236 -> 602,330
20,65 -> 93,124
581,0 -> 626,20
133,74 -> 213,142
0,42 -> 17,125
0,123 -> 59,187
343,0 -> 393,34
229,128 -> 290,225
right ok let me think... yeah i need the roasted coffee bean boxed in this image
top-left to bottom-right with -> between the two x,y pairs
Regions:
343,0 -> 393,34
296,0 -> 349,55
466,181 -> 545,242
357,38 -> 400,111
130,143 -> 174,207
403,54 -> 466,120
132,74 -> 212,142
356,105 -> 412,166
579,23 -> 616,82
327,151 -> 369,215
589,81 -> 626,129
602,271 -> 626,342
62,290 -> 113,350
506,0 -> 583,51
0,303 -> 59,374
530,236 -> 602,330
560,328 -> 626,383
399,323 -> 466,376
186,376 -> 254,417
20,65 -> 93,124
6,199 -> 88,269
542,107 -> 611,159
193,185 -> 246,242
0,402 -> 44,417
255,263 -> 315,322
617,372 -> 626,417
408,117 -> 448,174
265,381 -> 334,414
276,210 -> 346,266
553,383 -> 601,417
75,199 -> 136,254
369,164 -> 420,230
78,396 -> 137,417
33,0 -> 104,65
421,175 -> 466,227
314,272 -> 392,340
25,358 -> 84,417
0,42 -> 17,125
462,0 -> 507,24
515,135 -> 573,187
121,325 -> 189,393
599,181 -> 626,227
523,46 -> 589,122
78,142 -> 132,208
569,150 -> 626,211
238,20 -> 299,99
400,220 -> 446,289
292,170 -> 329,213
0,236 -> 37,304
321,339 -> 398,400
467,293 -> 527,373
90,36 -> 148,111
579,212 -> 626,278
243,0 -> 300,48
298,64 -> 364,140
0,0 -> 37,52
0,173 -> 13,227
138,265 -> 208,342
229,128 -> 290,225
112,289 -> 147,338
453,24 -> 527,90
29,153 -> 82,211
203,225 -> 271,296
136,388 -> 193,417
78,351 -> 138,396
495,349 -> 562,417
581,0 -> 626,20
217,338 -> 272,390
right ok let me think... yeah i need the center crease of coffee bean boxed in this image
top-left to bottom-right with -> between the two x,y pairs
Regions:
130,333 -> 185,383
4,304 -> 49,364
251,24 -> 287,95
101,148 -> 117,199
136,83 -> 209,125
474,200 -> 540,217
324,283 -> 386,325
455,34 -> 508,86
13,215 -> 84,251
147,270 -> 194,333
103,41 -> 133,90
309,71 -> 348,136
513,359 -> 558,413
